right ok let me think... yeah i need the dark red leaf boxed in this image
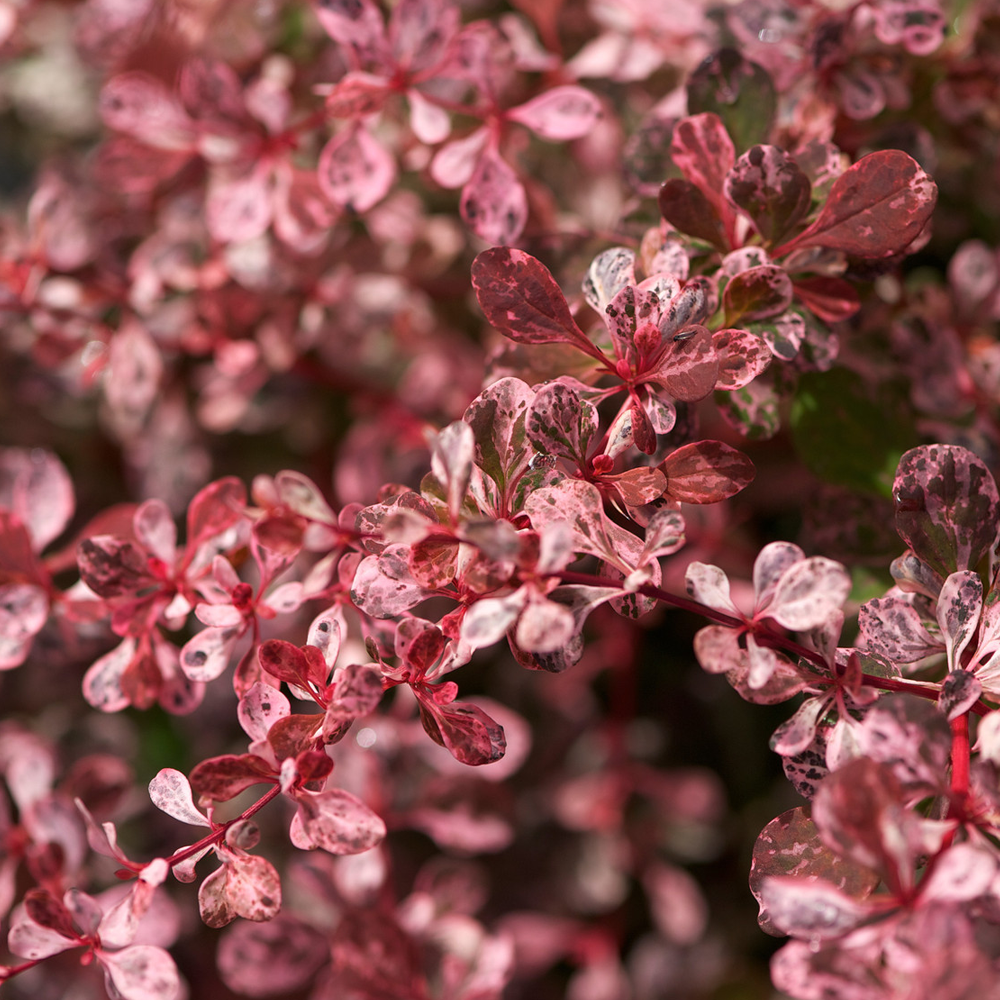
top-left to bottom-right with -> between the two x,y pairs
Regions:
657,178 -> 727,250
792,276 -> 861,324
189,754 -> 275,802
77,537 -> 154,597
471,247 -> 594,353
777,150 -> 938,259
417,693 -> 507,765
268,716 -> 324,763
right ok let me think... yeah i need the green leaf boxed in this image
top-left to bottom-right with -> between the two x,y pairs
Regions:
790,369 -> 918,497
686,48 -> 776,153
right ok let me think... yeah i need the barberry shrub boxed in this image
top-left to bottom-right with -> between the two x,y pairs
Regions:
2,1 -> 1000,998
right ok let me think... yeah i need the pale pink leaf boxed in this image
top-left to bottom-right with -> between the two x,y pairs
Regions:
758,876 -> 867,940
179,626 -> 242,682
148,769 -> 209,827
936,570 -> 983,672
582,246 -> 636,312
920,843 -> 998,902
407,89 -> 451,144
768,557 -> 851,631
289,788 -> 387,854
317,125 -> 396,212
133,500 -> 176,566
0,583 -> 48,670
238,682 -> 291,743
8,910 -> 77,960
0,447 -> 75,551
753,541 -> 805,609
99,73 -> 195,150
684,563 -> 738,615
429,420 -> 475,519
507,85 -> 601,141
460,147 -> 527,245
216,914 -> 327,997
99,944 -> 181,1000
83,637 -> 135,712
430,126 -> 489,188
206,166 -> 274,244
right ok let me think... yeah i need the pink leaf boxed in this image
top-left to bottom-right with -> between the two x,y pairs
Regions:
526,381 -> 598,467
322,71 -> 390,118
82,637 -> 135,712
179,626 -> 243,682
216,914 -> 327,997
471,247 -> 592,349
463,376 -> 535,493
289,787 -> 387,854
0,583 -> 48,670
711,327 -> 772,390
430,126 -> 489,188
582,246 -> 636,312
936,570 -> 983,671
758,876 -> 868,941
778,150 -> 938,259
0,447 -> 74,551
429,420 -> 475,519
507,85 -> 601,141
661,440 -> 755,503
859,595 -> 941,663
238,682 -> 291,743
198,855 -> 282,928
98,944 -> 180,1000
351,545 -> 430,618
99,73 -> 195,150
185,477 -> 246,553
670,113 -> 736,216
313,0 -> 388,64
206,166 -> 274,244
768,556 -> 851,632
317,125 -> 396,212
389,0 -> 459,73
460,147 -> 528,245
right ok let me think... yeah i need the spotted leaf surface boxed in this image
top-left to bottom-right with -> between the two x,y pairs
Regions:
724,145 -> 811,246
779,150 -> 937,258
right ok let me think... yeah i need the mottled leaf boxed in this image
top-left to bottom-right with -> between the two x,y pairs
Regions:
526,381 -> 598,468
507,85 -> 601,141
658,178 -> 727,249
317,125 -> 395,212
460,147 -> 527,245
417,694 -> 507,766
893,444 -> 1000,577
724,145 -> 811,246
471,247 -> 593,351
777,150 -> 938,259
661,440 -> 755,503
723,265 -> 794,324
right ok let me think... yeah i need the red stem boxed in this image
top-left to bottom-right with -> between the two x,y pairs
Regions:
166,784 -> 283,869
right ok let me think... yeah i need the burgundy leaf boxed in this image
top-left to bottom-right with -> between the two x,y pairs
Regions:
723,265 -> 794,323
259,639 -> 317,688
777,150 -> 938,259
188,754 -> 274,802
893,444 -> 1000,576
460,147 -> 528,245
661,440 -> 755,503
792,276 -> 861,324
267,716 -> 325,762
657,178 -> 727,249
724,145 -> 811,246
78,536 -> 154,597
471,247 -> 592,349
417,694 -> 507,765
